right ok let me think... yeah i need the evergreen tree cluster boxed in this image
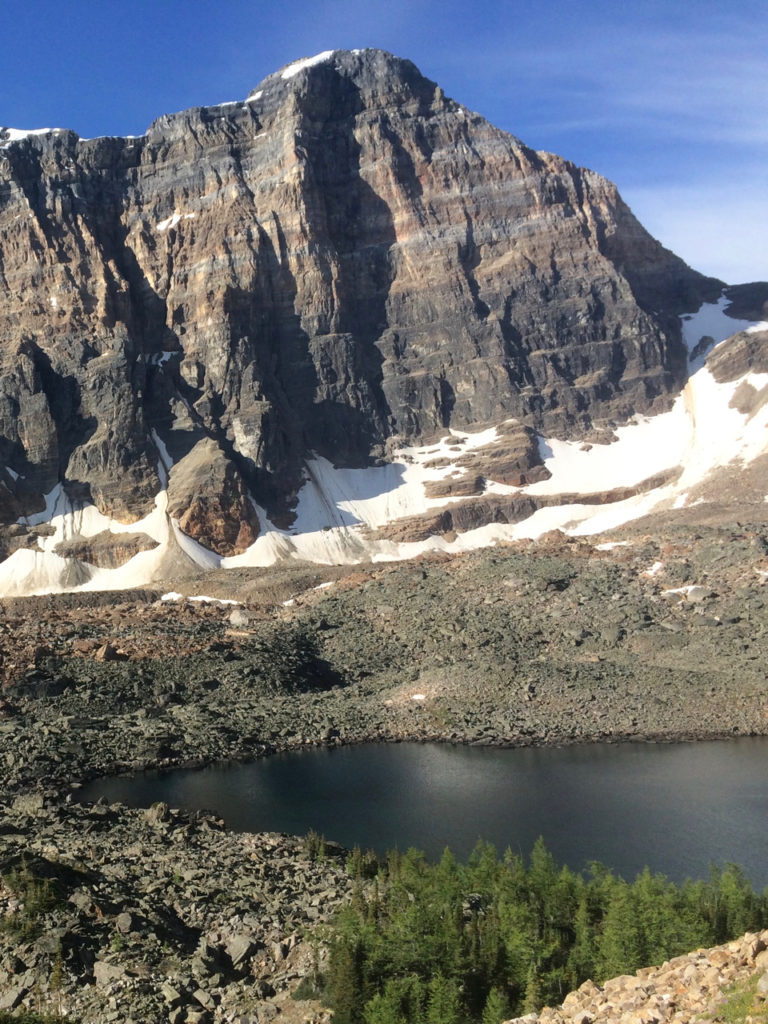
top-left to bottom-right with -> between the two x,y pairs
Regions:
325,839 -> 766,1024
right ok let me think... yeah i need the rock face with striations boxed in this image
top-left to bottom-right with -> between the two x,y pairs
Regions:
0,49 -> 720,555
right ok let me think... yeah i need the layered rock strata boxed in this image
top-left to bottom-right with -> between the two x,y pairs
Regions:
0,49 -> 719,557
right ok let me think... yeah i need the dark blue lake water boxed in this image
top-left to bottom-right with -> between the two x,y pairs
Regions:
76,738 -> 768,885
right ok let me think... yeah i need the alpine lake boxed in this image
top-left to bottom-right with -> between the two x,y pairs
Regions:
76,737 -> 768,887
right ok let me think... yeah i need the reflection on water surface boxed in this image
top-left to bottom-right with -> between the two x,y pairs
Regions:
77,738 -> 768,884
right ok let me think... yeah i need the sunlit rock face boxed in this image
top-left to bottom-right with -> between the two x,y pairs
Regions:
0,49 -> 720,558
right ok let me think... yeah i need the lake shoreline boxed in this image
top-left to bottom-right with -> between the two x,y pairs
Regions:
66,721 -> 764,798
5,672 -> 765,802
74,736 -> 768,886
2,713 -> 767,1024
3,524 -> 768,803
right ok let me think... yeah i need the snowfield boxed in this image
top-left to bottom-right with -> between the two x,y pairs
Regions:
1,297 -> 765,596
681,295 -> 757,367
1,127 -> 65,148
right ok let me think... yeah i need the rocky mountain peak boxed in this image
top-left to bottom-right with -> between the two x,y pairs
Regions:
1,49 -> 757,595
251,47 -> 439,102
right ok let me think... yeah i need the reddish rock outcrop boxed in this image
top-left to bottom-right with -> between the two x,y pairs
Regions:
510,931 -> 768,1024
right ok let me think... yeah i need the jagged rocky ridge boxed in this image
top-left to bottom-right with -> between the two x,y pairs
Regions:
1,48 -> 750,591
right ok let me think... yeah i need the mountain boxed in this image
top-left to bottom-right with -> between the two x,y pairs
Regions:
0,48 -> 765,596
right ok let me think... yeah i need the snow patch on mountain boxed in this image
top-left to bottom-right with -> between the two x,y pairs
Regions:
0,489 -> 218,597
529,413 -> 684,496
2,325 -> 768,595
0,127 -> 65,148
156,212 -> 194,232
280,51 -> 336,80
151,429 -> 173,488
224,356 -> 768,567
285,425 -> 503,534
682,294 -> 758,368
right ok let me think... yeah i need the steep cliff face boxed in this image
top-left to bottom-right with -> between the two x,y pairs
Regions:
0,49 -> 721,564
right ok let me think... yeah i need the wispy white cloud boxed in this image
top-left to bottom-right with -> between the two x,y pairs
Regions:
433,11 -> 767,147
428,8 -> 766,284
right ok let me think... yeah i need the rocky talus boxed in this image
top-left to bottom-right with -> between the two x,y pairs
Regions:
1,518 -> 768,795
0,513 -> 766,1020
510,931 -> 768,1024
0,49 -> 719,554
0,796 -> 351,1023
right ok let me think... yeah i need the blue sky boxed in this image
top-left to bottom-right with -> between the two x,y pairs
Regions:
2,0 -> 765,284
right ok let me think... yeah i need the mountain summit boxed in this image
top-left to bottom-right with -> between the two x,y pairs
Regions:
0,49 -> 763,595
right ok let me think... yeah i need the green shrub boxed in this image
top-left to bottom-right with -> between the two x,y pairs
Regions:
1,857 -> 61,940
293,971 -> 327,1001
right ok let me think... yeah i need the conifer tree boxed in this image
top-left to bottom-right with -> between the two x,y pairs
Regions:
566,891 -> 594,989
482,985 -> 510,1024
329,937 -> 365,1024
596,881 -> 642,981
523,962 -> 543,1014
426,973 -> 461,1024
